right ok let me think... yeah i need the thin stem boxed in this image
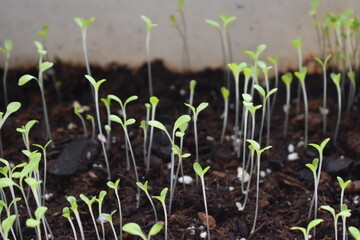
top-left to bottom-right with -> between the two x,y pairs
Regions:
334,86 -> 341,143
146,31 -> 153,97
251,153 -> 261,234
2,54 -> 9,106
114,191 -> 122,240
284,85 -> 291,139
220,98 -> 228,144
201,178 -> 211,240
300,81 -> 309,146
322,66 -> 327,135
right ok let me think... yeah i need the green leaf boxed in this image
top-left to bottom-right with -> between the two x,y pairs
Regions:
306,158 -> 319,172
244,50 -> 256,60
256,44 -> 266,57
37,25 -> 49,39
107,178 -> 120,190
34,206 -> 48,220
281,72 -> 293,85
320,205 -> 335,218
190,80 -> 197,92
292,37 -> 303,48
267,88 -> 278,98
172,145 -> 181,156
196,102 -> 208,113
242,93 -> 252,102
4,40 -> 13,52
124,118 -> 136,126
2,215 -> 16,235
221,87 -> 229,99
136,181 -> 148,193
26,219 -> 40,228
141,15 -> 157,31
0,178 -> 15,188
206,19 -> 220,29
174,115 -> 191,133
34,41 -> 43,50
6,101 -> 21,114
153,187 -> 168,203
109,114 -> 124,126
67,196 -> 78,211
148,120 -> 167,132
246,139 -> 260,152
307,219 -> 323,232
347,71 -> 355,83
74,17 -> 95,29
290,226 -> 306,237
294,67 -> 308,82
337,176 -> 351,190
40,61 -> 53,73
62,207 -> 71,218
19,74 -> 37,86
149,96 -> 159,106
331,73 -> 341,86
349,226 -> 360,240
124,95 -> 138,106
193,162 -> 210,177
253,84 -> 265,99
122,222 -> 147,240
149,221 -> 164,237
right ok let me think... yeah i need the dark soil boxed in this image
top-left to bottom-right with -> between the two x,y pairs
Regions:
1,60 -> 360,239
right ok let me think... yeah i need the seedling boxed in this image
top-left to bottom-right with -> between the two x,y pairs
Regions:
0,40 -> 13,106
74,17 -> 95,77
281,73 -> 293,138
16,119 -> 38,151
107,178 -> 123,240
330,73 -> 342,143
26,206 -> 48,240
314,54 -> 332,134
320,205 -> 351,240
122,221 -> 164,240
220,87 -> 229,143
346,71 -> 356,113
95,190 -> 107,240
290,219 -> 323,240
146,96 -> 159,173
337,177 -> 352,240
73,102 -> 87,138
294,66 -> 309,146
62,207 -> 78,240
67,196 -> 85,240
136,181 -> 158,222
141,15 -> 157,97
193,162 -> 211,240
79,194 -> 100,240
101,210 -> 118,240
19,41 -> 53,144
187,80 -> 196,116
152,187 -> 168,240
246,140 -> 271,234
292,37 -> 303,114
308,0 -> 325,57
267,54 -> 280,115
85,75 -> 110,179
244,44 -> 266,90
0,214 -> 16,240
349,226 -> 360,240
101,96 -> 112,150
0,102 -> 21,157
305,158 -> 320,237
206,13 -> 236,89
86,114 -> 95,141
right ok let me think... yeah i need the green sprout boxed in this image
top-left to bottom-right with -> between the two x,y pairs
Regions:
26,206 -> 48,240
314,54 -> 332,134
330,73 -> 342,143
0,102 -> 21,157
206,13 -> 236,89
73,101 -> 87,138
107,178 -> 123,240
281,73 -> 293,138
320,205 -> 351,240
244,44 -> 266,88
62,207 -> 78,240
346,71 -> 356,113
86,114 -> 95,141
349,226 -> 360,240
79,194 -> 100,240
16,119 -> 38,151
308,0 -> 325,57
187,80 -> 196,116
0,40 -> 13,106
74,17 -> 95,76
136,181 -> 158,222
0,214 -> 16,240
141,15 -> 157,97
101,210 -> 118,240
294,66 -> 309,146
122,221 -> 164,240
100,96 -> 112,150
290,219 -> 323,240
67,196 -> 85,240
85,75 -> 110,179
19,41 -> 53,144
140,120 -> 148,164
337,177 -> 352,240
267,54 -> 280,115
305,158 -> 320,237
246,140 -> 271,234
193,162 -> 211,240
292,37 -> 303,114
220,87 -> 229,143
96,190 -> 107,240
146,96 -> 159,173
152,187 -> 168,240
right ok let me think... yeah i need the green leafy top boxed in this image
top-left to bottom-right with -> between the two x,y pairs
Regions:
228,62 -> 247,82
2,215 -> 16,236
0,102 -> 21,129
349,226 -> 360,240
294,66 -> 308,83
141,15 -> 157,31
281,72 -> 293,86
221,87 -> 229,99
176,0 -> 185,12
292,37 -> 303,49
347,71 -> 355,83
305,158 -> 319,173
74,17 -> 95,30
253,85 -> 278,101
330,73 -> 341,87
122,222 -> 147,240
205,19 -> 220,29
244,44 -> 266,60
37,25 -> 49,39
185,102 -> 208,118
219,13 -> 236,29
246,139 -> 272,154
290,219 -> 323,239
85,75 -> 106,91
67,196 -> 78,212
337,176 -> 351,191
80,194 -> 96,206
193,162 -> 210,178
152,187 -> 168,203
149,96 -> 159,107
267,53 -> 280,64
308,138 -> 330,153
136,180 -> 149,194
0,40 -> 13,54
149,221 -> 164,238
314,54 -> 332,68
190,80 -> 196,93
110,114 -> 136,128
16,120 -> 38,134
107,178 -> 120,191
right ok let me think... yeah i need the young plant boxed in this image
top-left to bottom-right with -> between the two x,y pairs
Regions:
320,205 -> 351,240
0,101 -> 21,157
290,219 -> 323,240
0,214 -> 16,240
101,96 -> 112,151
136,181 -> 158,222
305,158 -> 320,237
146,96 -> 159,173
73,101 -> 87,138
292,37 -> 303,114
152,188 -> 168,240
107,179 -> 123,240
281,73 -> 293,138
294,66 -> 309,146
346,71 -> 356,113
193,162 -> 211,240
337,177 -> 352,240
86,114 -> 95,141
244,44 -> 266,90
19,41 -> 53,144
206,14 -> 236,89
349,226 -> 360,240
16,119 -> 38,151
62,207 -> 78,240
101,210 -> 118,240
187,80 -> 196,116
220,87 -> 229,143
267,54 -> 280,115
141,15 -> 157,97
314,55 -> 332,134
67,196 -> 85,240
246,140 -> 271,234
26,206 -> 48,240
74,17 -> 95,76
79,194 -> 100,240
85,75 -> 110,179
122,221 -> 164,240
95,191 -> 107,240
0,40 -> 13,106
331,73 -> 342,143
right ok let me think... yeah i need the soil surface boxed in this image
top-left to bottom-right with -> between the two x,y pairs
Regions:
1,60 -> 360,239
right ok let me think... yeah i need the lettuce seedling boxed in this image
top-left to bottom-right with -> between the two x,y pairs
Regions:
101,210 -> 118,240
141,15 -> 157,97
349,226 -> 360,240
290,219 -> 323,240
73,102 -> 87,138
187,80 -> 196,116
74,17 -> 95,77
26,206 -> 48,240
62,207 -> 78,240
86,114 -> 95,141
123,221 -> 164,240
95,191 -> 107,240
281,73 -> 293,138
292,37 -> 303,114
305,158 -> 320,237
67,196 -> 85,240
346,71 -> 356,113
220,87 -> 229,143
246,140 -> 271,234
0,214 -> 16,240
206,14 -> 236,89
193,162 -> 211,240
79,194 -> 100,240
267,54 -> 280,115
152,187 -> 168,240
85,75 -> 110,179
320,205 -> 351,240
314,55 -> 332,134
308,0 -> 325,57
136,181 -> 158,222
101,96 -> 112,150
337,177 -> 352,240
294,67 -> 309,146
16,119 -> 38,151
330,73 -> 342,143
0,40 -> 13,106
107,179 -> 123,240
19,41 -> 53,144
0,102 -> 21,157
244,44 -> 266,89
146,96 -> 159,173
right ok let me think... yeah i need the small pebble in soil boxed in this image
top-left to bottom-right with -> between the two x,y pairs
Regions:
206,136 -> 214,141
353,195 -> 359,205
178,175 -> 193,185
186,226 -> 196,235
44,193 -> 53,201
297,140 -> 305,148
283,104 -> 289,113
260,170 -> 266,178
179,89 -> 186,96
97,133 -> 107,143
287,143 -> 294,153
287,152 -> 299,161
266,168 -> 272,174
200,231 -> 207,239
235,202 -> 242,211
319,106 -> 329,116
229,186 -> 234,192
230,103 -> 235,110
237,167 -> 250,182
67,122 -> 77,130
97,213 -> 110,223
